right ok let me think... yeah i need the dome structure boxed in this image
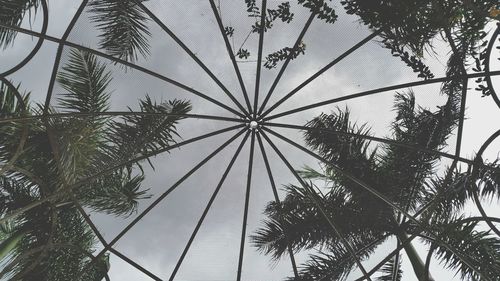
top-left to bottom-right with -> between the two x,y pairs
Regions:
1,1 -> 500,281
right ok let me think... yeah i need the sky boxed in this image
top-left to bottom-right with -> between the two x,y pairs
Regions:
1,0 -> 500,280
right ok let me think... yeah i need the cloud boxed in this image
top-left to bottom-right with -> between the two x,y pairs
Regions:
3,0 -> 499,280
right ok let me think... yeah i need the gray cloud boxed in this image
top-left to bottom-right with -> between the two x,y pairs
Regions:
1,0 -> 499,280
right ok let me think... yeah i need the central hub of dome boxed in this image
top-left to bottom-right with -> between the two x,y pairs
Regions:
249,120 -> 259,129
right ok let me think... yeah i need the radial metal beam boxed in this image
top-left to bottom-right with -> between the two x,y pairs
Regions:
169,130 -> 251,280
263,70 -> 500,121
260,31 -> 381,118
262,122 -> 500,173
209,0 -> 253,114
0,111 -> 243,124
316,233 -> 391,281
258,13 -> 316,116
256,133 -> 300,278
72,124 -> 245,190
109,248 -> 163,281
137,1 -> 250,116
352,233 -> 420,281
252,0 -> 268,117
0,0 -> 48,77
104,128 -> 247,248
484,25 -> 500,108
44,0 -> 89,110
70,194 -> 108,247
0,124 -> 243,228
78,128 -> 247,278
236,131 -> 256,281
0,23 -> 246,118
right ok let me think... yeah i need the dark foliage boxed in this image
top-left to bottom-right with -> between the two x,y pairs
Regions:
383,39 -> 435,80
298,0 -> 337,24
0,0 -> 40,49
237,48 -> 251,59
88,0 -> 152,62
264,42 -> 306,69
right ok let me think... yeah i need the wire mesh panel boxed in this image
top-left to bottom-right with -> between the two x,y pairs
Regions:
1,1 -> 500,281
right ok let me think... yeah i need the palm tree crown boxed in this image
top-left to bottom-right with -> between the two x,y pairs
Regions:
252,88 -> 500,280
0,49 -> 191,280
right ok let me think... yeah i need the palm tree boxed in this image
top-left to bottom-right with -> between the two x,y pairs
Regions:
252,86 -> 500,280
252,2 -> 500,280
0,49 -> 191,280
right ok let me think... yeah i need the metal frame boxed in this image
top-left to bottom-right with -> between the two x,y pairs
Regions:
1,1 -> 499,280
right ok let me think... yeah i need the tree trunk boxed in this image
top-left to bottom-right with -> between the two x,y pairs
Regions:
397,232 -> 435,281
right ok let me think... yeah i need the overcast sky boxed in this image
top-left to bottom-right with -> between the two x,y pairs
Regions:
1,0 -> 500,280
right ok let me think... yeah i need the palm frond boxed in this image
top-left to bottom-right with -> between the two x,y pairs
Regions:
251,182 -> 390,262
88,0 -> 152,62
0,80 -> 30,118
297,165 -> 334,184
43,207 -> 97,281
103,97 -> 191,167
288,250 -> 355,281
476,159 -> 500,200
251,184 -> 335,261
419,159 -> 500,225
380,90 -> 459,211
303,109 -> 383,196
390,90 -> 458,165
57,49 -> 112,114
54,49 -> 113,182
418,171 -> 465,224
376,254 -> 403,281
76,169 -> 150,217
304,109 -> 376,171
285,234 -> 387,281
0,80 -> 31,164
0,0 -> 40,49
423,220 -> 500,280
